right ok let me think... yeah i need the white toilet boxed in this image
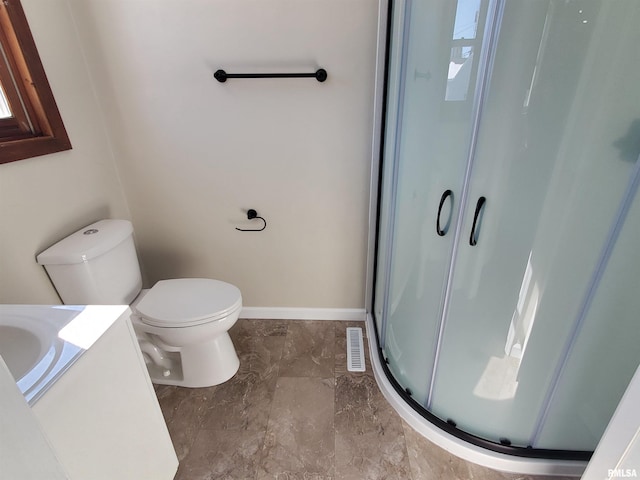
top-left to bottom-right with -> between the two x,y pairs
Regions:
36,219 -> 242,388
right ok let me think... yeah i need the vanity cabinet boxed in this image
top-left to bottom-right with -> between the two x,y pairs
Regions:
32,312 -> 178,480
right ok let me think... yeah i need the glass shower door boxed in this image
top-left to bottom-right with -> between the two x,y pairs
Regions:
527,0 -> 640,450
428,0 -> 640,448
535,166 -> 640,451
376,0 -> 488,405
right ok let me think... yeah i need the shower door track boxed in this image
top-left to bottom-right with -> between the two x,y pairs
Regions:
370,312 -> 592,461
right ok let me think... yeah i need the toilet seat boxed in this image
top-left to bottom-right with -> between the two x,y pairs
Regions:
135,278 -> 242,328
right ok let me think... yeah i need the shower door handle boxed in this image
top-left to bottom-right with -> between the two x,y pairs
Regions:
436,190 -> 453,236
469,196 -> 486,246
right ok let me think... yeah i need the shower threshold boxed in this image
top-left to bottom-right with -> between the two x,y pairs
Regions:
365,314 -> 587,478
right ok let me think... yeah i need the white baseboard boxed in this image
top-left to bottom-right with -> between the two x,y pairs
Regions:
239,307 -> 366,322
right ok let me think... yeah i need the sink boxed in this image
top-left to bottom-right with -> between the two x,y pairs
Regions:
0,305 -> 84,404
0,316 -> 57,381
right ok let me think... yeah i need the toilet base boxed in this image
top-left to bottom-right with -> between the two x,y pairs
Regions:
146,332 -> 240,388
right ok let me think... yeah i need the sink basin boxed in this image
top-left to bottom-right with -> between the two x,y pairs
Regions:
0,316 -> 57,381
0,305 -> 86,404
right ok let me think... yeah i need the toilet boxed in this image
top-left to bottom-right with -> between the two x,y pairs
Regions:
36,219 -> 242,388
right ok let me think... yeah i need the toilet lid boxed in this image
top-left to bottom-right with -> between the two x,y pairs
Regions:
135,278 -> 242,328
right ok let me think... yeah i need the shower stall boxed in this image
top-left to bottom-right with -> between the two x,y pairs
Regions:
370,0 -> 640,472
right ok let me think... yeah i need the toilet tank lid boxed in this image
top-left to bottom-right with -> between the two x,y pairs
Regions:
36,219 -> 134,265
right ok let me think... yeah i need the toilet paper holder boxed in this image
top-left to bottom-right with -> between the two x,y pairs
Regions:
236,209 -> 267,232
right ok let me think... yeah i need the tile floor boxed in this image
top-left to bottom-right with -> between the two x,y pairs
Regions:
155,319 -> 576,480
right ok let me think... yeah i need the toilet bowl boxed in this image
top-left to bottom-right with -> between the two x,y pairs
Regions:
36,219 -> 242,388
131,278 -> 241,387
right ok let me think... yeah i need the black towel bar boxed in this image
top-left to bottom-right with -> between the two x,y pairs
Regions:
214,68 -> 327,83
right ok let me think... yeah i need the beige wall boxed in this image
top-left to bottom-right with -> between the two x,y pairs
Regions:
0,0 -> 130,304
68,0 -> 378,308
1,0 -> 377,309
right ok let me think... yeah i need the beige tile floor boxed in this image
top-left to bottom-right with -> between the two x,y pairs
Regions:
155,319 -> 576,480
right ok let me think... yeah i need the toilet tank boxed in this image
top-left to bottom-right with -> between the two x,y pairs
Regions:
36,220 -> 143,305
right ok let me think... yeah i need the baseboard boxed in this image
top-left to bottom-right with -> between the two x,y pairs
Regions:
239,307 -> 366,322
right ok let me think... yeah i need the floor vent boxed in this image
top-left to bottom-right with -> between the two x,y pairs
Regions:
346,327 -> 366,372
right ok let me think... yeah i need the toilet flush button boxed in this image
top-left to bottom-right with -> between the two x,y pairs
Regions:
83,229 -> 99,235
